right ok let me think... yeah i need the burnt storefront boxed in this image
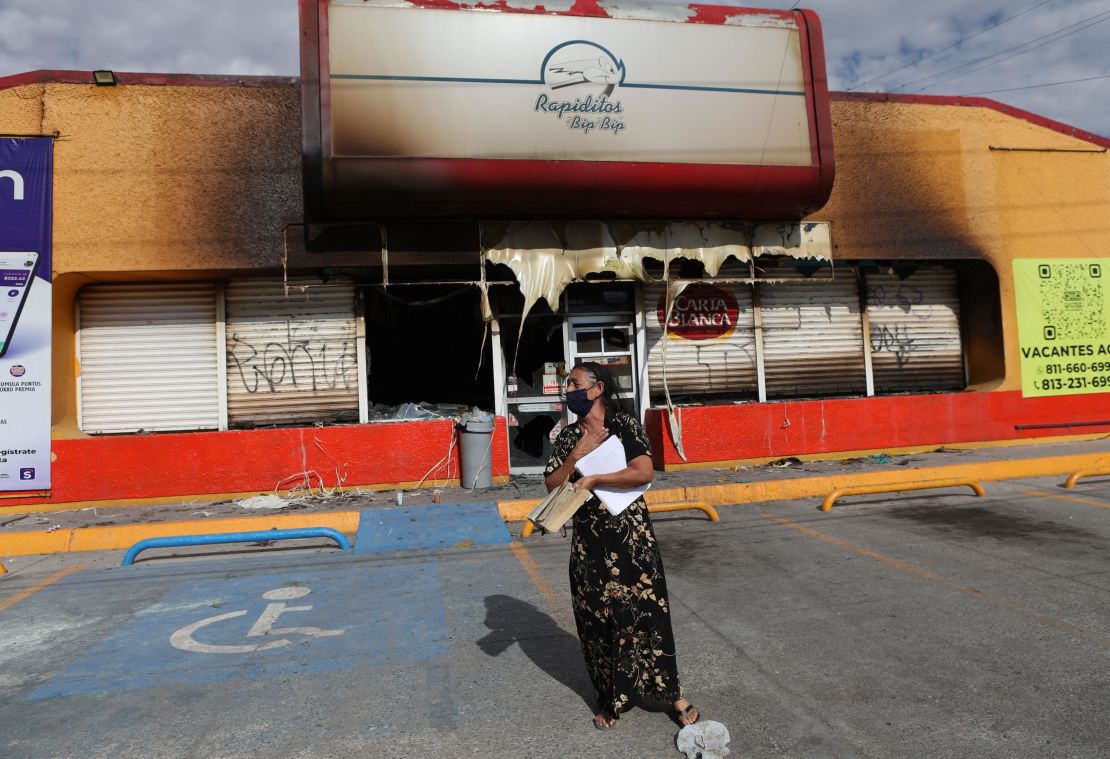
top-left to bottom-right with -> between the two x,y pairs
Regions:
299,0 -> 863,473
3,0 -> 1106,511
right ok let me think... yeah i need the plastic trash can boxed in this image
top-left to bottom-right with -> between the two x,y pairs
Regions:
458,409 -> 495,489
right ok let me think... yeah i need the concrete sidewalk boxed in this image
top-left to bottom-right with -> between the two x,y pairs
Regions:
1,436 -> 1108,560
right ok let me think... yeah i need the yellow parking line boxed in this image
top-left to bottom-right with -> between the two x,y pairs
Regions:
761,514 -> 1110,651
0,563 -> 86,614
1021,489 -> 1110,510
509,542 -> 565,616
508,542 -> 580,633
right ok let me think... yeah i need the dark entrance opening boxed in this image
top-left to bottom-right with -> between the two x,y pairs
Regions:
365,284 -> 494,411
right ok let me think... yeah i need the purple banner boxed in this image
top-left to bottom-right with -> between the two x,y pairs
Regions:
0,137 -> 53,493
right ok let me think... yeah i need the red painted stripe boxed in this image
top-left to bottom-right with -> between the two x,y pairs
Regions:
685,4 -> 796,24
644,391 -> 1110,467
328,158 -> 828,219
315,0 -> 794,23
795,8 -> 835,208
1,418 -> 509,508
3,392 -> 1107,507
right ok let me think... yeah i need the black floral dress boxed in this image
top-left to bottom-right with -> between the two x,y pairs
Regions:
544,410 -> 684,717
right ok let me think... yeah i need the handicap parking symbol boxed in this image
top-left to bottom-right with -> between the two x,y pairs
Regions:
170,585 -> 345,654
28,564 -> 448,700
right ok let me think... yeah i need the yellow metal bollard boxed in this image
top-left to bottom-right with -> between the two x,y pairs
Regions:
1064,467 -> 1110,489
648,501 -> 720,522
821,479 -> 985,512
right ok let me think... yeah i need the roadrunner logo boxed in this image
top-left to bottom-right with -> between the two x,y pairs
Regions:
534,41 -> 627,135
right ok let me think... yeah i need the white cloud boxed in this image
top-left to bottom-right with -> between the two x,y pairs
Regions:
0,0 -> 1104,135
0,0 -> 297,79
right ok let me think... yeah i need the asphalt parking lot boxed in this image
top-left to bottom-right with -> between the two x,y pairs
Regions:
1,475 -> 1108,758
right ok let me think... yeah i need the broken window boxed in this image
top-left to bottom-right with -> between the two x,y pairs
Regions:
364,284 -> 494,416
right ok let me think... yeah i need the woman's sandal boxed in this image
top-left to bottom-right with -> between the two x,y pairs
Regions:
673,703 -> 700,727
593,711 -> 616,731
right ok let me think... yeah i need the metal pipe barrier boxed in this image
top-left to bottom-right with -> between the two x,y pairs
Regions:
521,500 -> 719,538
121,527 -> 352,566
821,479 -> 985,512
1064,467 -> 1110,489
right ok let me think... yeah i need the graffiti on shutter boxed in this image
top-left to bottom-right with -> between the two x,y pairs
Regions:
866,268 -> 964,392
225,278 -> 360,426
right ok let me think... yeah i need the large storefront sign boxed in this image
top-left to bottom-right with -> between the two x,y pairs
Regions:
1014,259 -> 1110,397
326,2 -> 812,165
0,137 -> 52,492
300,1 -> 835,220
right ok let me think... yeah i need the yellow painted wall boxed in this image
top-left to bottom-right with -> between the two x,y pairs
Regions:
2,79 -> 1108,433
819,98 -> 1110,393
1,79 -> 307,437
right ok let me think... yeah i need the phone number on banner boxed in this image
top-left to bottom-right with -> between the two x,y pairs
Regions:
1035,373 -> 1110,392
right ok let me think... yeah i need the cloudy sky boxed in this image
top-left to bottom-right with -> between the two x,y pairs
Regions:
0,0 -> 1106,136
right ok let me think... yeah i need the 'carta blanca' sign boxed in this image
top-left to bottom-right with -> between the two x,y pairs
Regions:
658,284 -> 740,341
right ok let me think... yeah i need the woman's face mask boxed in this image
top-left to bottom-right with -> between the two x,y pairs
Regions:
565,386 -> 595,417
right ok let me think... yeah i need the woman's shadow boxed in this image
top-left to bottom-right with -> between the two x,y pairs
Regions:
476,594 -> 594,710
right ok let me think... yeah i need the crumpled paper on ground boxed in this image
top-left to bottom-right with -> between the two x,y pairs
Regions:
236,494 -> 289,510
676,720 -> 730,759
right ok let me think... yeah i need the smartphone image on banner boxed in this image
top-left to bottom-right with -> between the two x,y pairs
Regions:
0,252 -> 40,358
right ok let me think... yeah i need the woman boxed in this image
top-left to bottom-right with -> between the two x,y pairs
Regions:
544,361 -> 699,731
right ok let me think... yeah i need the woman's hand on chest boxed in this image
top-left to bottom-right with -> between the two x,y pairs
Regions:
570,425 -> 609,463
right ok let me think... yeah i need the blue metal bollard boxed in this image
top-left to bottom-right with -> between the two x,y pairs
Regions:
120,527 -> 352,566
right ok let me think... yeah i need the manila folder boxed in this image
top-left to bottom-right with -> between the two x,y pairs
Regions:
527,479 -> 592,534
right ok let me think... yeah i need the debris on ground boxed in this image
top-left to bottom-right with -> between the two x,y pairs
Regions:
367,401 -> 467,421
79,507 -> 123,518
845,453 -> 892,466
767,457 -> 803,468
676,720 -> 731,759
236,494 -> 292,510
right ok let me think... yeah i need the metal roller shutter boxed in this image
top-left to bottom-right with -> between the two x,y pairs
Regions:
865,268 -> 964,392
643,281 -> 757,400
759,265 -> 867,397
224,278 -> 360,427
78,284 -> 221,434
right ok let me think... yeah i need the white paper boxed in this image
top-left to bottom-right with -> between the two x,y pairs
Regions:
575,435 -> 651,516
575,435 -> 626,477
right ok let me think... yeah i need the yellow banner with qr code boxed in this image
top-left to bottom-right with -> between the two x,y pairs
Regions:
1013,259 -> 1110,397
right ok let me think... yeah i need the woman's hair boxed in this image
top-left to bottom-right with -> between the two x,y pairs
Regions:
573,361 -> 632,418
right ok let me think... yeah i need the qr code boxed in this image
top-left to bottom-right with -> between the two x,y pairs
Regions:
1035,263 -> 1106,341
